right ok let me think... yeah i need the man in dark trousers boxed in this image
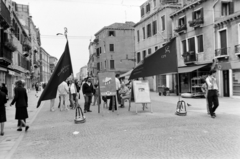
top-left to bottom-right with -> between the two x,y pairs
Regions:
82,77 -> 94,113
206,70 -> 219,119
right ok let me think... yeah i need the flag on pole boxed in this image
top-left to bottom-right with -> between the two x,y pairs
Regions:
37,41 -> 73,108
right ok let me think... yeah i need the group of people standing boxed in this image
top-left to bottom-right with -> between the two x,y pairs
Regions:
0,80 -> 29,136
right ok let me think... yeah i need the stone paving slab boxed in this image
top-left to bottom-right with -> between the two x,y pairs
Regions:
0,89 -> 44,159
9,92 -> 240,159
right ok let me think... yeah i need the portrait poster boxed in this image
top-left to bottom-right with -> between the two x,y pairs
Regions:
98,72 -> 116,96
133,80 -> 151,103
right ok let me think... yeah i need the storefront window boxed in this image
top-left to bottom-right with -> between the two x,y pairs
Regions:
233,69 -> 240,96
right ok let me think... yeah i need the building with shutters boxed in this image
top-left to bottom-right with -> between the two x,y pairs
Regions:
171,0 -> 240,97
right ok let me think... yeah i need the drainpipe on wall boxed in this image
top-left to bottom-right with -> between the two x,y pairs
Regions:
213,0 -> 221,96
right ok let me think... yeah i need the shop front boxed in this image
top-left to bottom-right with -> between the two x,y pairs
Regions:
217,61 -> 240,97
178,64 -> 211,97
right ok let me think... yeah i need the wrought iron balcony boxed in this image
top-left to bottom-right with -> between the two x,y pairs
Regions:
235,44 -> 240,56
215,47 -> 229,58
174,24 -> 187,34
0,45 -> 12,66
0,0 -> 11,29
188,18 -> 204,28
183,51 -> 197,64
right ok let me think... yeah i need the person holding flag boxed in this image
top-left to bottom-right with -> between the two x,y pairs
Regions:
37,28 -> 73,109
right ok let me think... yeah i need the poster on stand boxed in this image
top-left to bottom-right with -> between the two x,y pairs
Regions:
98,72 -> 116,96
132,80 -> 151,103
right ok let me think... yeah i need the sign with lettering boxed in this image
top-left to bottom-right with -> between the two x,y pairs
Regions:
132,80 -> 151,103
98,72 -> 116,96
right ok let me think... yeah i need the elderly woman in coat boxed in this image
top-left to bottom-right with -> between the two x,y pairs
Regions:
10,80 -> 29,132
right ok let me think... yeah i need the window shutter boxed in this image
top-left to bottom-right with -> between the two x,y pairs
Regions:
184,16 -> 186,26
201,8 -> 204,20
229,2 -> 234,14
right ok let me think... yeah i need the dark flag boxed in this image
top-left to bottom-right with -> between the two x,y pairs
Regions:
129,38 -> 177,79
37,41 -> 73,108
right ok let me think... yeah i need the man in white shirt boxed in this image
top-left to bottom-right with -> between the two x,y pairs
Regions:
69,80 -> 77,109
206,70 -> 219,118
58,81 -> 69,111
109,74 -> 121,110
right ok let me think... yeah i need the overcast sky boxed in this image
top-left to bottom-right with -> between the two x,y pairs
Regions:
15,0 -> 146,76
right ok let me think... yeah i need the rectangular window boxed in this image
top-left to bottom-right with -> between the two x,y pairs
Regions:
146,3 -> 150,13
178,16 -> 186,26
109,31 -> 115,36
137,52 -> 141,63
143,50 -> 146,59
152,20 -> 157,35
161,15 -> 165,31
96,48 -> 100,56
110,44 -> 114,52
222,2 -> 234,16
142,27 -> 145,39
141,7 -> 144,17
137,30 -> 140,42
188,37 -> 195,52
197,35 -> 204,52
105,60 -> 107,68
148,48 -> 151,55
97,62 -> 100,70
110,60 -> 115,69
147,24 -> 151,38
182,40 -> 187,54
153,0 -> 156,7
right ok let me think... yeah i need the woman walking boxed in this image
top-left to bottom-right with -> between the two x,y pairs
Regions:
10,80 -> 29,132
0,86 -> 8,136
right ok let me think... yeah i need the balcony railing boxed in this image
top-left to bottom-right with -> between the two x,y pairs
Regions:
215,47 -> 230,58
174,24 -> 187,34
0,45 -> 12,65
189,18 -> 204,28
0,0 -> 11,29
183,51 -> 197,64
235,44 -> 240,55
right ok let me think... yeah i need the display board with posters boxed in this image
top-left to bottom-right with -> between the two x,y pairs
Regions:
98,72 -> 116,96
132,80 -> 151,103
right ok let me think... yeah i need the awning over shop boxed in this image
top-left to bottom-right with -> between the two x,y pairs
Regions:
120,69 -> 133,78
178,65 -> 207,73
0,67 -> 7,72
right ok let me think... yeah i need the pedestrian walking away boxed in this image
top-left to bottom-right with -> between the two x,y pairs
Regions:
10,80 -> 30,132
58,81 -> 70,111
206,70 -> 219,119
82,77 -> 94,113
35,82 -> 39,98
0,85 -> 8,136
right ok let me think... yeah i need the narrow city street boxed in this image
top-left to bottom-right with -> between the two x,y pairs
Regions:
1,90 -> 240,159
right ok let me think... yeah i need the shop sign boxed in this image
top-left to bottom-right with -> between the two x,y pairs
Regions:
8,70 -> 15,76
217,62 -> 231,70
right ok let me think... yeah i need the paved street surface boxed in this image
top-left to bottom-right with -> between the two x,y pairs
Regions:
1,90 -> 240,159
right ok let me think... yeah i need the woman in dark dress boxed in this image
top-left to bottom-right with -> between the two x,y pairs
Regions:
0,86 -> 7,136
10,80 -> 29,132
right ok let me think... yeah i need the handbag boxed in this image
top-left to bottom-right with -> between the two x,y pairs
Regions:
74,104 -> 86,124
175,100 -> 187,116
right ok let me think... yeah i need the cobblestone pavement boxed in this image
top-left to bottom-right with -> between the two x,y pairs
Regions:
1,92 -> 240,159
0,89 -> 44,159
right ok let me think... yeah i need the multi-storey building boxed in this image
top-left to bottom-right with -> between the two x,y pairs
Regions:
89,22 -> 135,82
0,0 -> 13,96
170,0 -> 240,98
49,56 -> 58,74
80,65 -> 88,82
134,0 -> 181,92
40,47 -> 51,83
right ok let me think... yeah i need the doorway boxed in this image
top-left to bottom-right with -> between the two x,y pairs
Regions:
223,70 -> 230,97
